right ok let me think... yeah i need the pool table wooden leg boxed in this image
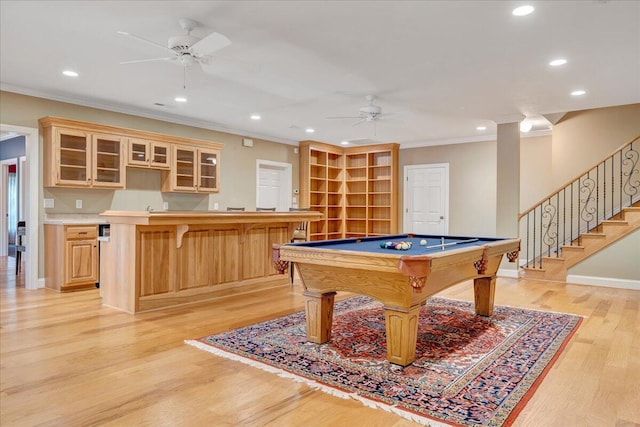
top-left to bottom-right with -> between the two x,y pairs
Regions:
474,275 -> 496,316
303,291 -> 336,343
384,304 -> 421,366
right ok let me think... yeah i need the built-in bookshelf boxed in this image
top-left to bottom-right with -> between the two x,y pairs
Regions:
299,140 -> 398,240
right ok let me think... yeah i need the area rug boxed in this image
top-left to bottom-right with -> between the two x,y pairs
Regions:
186,296 -> 581,427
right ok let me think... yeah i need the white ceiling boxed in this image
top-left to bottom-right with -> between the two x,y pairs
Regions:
1,1 -> 639,147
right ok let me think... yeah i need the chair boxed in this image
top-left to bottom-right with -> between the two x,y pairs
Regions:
15,221 -> 26,275
256,207 -> 276,211
226,207 -> 245,211
289,207 -> 310,242
288,208 -> 310,282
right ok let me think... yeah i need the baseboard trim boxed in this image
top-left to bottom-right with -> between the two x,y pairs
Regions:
566,274 -> 640,290
498,268 -> 520,278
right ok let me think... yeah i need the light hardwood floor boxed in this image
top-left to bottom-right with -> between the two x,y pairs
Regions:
1,257 -> 638,427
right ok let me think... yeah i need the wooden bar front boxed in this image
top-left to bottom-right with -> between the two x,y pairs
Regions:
99,210 -> 321,313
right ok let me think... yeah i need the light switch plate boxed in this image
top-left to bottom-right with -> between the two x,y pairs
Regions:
163,202 -> 169,210
75,199 -> 82,209
44,198 -> 54,208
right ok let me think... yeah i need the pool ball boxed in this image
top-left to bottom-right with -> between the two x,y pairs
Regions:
420,239 -> 427,246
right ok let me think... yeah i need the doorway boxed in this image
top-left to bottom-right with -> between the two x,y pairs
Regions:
403,163 -> 449,235
0,159 -> 19,257
256,160 -> 292,211
0,124 -> 39,289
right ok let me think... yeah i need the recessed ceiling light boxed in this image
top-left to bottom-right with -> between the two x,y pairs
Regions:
250,114 -> 261,120
549,59 -> 567,67
62,70 -> 79,77
476,126 -> 487,131
341,140 -> 350,145
175,96 -> 187,103
571,90 -> 586,96
512,5 -> 534,16
305,128 -> 315,133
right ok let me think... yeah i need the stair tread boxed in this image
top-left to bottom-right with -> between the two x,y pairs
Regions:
542,256 -> 565,262
601,220 -> 628,225
561,245 -> 585,250
582,232 -> 606,237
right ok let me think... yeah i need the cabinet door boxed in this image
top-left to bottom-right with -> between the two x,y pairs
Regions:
128,138 -> 150,167
173,146 -> 197,191
128,139 -> 171,169
197,148 -> 219,192
92,134 -> 125,188
65,239 -> 98,285
150,141 -> 171,168
55,127 -> 92,187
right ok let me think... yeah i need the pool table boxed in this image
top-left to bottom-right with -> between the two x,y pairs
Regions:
272,234 -> 520,366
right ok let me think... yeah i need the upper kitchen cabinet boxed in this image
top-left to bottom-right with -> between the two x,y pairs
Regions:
161,144 -> 221,193
127,138 -> 171,169
39,116 -> 224,192
41,117 -> 125,189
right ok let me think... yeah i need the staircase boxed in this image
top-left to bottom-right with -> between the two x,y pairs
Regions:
519,136 -> 640,282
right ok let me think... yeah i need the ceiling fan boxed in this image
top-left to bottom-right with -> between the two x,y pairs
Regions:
117,18 -> 231,81
326,95 -> 392,125
326,95 -> 398,135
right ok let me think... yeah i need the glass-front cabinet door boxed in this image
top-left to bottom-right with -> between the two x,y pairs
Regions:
173,146 -> 197,191
197,148 -> 220,192
150,141 -> 171,168
55,127 -> 91,187
92,134 -> 125,188
128,139 -> 171,169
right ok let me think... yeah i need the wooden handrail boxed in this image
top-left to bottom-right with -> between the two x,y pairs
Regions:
519,135 -> 640,219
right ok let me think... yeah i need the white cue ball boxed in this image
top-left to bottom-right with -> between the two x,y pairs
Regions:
420,239 -> 427,246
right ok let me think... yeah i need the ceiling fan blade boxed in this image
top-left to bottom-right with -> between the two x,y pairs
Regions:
326,116 -> 362,120
120,57 -> 174,65
117,31 -> 174,54
191,32 -> 231,56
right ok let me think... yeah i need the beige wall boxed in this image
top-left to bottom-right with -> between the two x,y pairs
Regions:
552,103 -> 640,186
569,230 -> 639,282
520,135 -> 553,210
0,90 -> 300,214
399,140 -> 497,236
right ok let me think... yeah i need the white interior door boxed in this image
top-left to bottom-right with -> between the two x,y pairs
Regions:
404,164 -> 449,235
256,160 -> 292,211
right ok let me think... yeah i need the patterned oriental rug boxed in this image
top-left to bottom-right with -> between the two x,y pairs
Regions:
186,296 -> 581,427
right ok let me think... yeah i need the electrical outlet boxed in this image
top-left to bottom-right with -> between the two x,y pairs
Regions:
44,198 -> 54,208
75,199 -> 82,209
163,202 -> 169,210
214,202 -> 219,210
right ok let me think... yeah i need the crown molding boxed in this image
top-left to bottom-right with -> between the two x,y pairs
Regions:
0,84 -> 299,146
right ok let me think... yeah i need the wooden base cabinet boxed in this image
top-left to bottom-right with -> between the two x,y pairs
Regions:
45,224 -> 99,292
99,210 -> 322,313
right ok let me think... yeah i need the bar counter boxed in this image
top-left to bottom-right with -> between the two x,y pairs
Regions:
99,210 -> 322,313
